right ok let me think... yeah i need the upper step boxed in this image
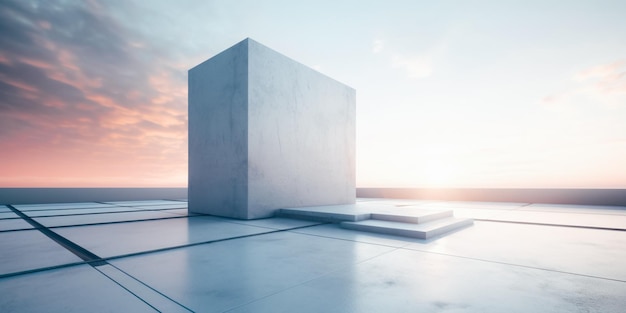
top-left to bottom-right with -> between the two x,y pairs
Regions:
340,217 -> 474,239
370,209 -> 453,224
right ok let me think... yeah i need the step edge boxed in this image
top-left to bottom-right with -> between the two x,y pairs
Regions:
370,210 -> 453,224
340,218 -> 474,238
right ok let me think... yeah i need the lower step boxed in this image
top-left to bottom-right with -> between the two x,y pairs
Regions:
340,217 -> 474,239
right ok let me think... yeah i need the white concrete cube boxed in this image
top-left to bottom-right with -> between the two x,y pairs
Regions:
188,38 -> 355,219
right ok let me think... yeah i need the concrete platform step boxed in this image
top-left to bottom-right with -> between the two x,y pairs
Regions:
371,209 -> 453,224
340,217 -> 474,239
278,204 -> 375,222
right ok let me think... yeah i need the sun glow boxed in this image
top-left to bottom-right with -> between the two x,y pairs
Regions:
422,159 -> 454,187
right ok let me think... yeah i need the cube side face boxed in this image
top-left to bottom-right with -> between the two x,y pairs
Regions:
246,40 -> 356,218
188,40 -> 249,218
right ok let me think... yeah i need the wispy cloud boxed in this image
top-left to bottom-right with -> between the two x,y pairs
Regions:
542,59 -> 626,108
381,39 -> 446,80
574,59 -> 625,82
391,54 -> 433,79
0,0 -> 187,186
576,59 -> 626,95
372,39 -> 384,54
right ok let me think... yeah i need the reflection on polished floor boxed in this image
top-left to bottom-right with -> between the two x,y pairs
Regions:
1,198 -> 625,312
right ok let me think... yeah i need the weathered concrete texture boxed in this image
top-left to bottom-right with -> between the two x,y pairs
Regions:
188,39 -> 249,219
189,38 -> 355,219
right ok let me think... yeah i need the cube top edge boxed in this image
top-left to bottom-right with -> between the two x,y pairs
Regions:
188,38 -> 354,91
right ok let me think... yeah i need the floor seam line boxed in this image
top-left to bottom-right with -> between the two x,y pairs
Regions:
399,246 -> 626,283
288,228 -> 414,249
6,204 -> 107,266
512,209 -> 626,216
10,204 -> 118,212
107,263 -> 195,312
20,208 -> 188,219
0,227 -> 36,233
0,261 -> 91,279
94,266 -> 162,312
474,218 -> 626,231
102,222 -> 330,262
45,215 -> 189,229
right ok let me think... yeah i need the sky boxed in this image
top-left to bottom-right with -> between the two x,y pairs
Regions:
0,0 -> 625,188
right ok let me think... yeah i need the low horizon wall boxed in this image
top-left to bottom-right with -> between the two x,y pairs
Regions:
357,188 -> 626,207
0,188 -> 188,205
1,188 -> 625,207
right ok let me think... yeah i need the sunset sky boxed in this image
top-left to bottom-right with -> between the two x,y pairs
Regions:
1,0 -> 625,188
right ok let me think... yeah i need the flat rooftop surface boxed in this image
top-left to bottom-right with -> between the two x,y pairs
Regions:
1,198 -> 625,312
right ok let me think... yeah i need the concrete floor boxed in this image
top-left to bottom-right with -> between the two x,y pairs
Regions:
1,199 -> 625,312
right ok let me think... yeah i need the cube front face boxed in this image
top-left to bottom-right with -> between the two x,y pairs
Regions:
188,40 -> 249,218
189,39 -> 355,219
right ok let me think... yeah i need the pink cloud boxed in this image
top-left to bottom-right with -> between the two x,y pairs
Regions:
575,59 -> 626,95
542,59 -> 626,107
0,1 -> 188,187
574,59 -> 625,81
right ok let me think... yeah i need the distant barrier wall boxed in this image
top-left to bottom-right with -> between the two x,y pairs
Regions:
1,188 -> 625,207
357,188 -> 626,207
0,188 -> 187,204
